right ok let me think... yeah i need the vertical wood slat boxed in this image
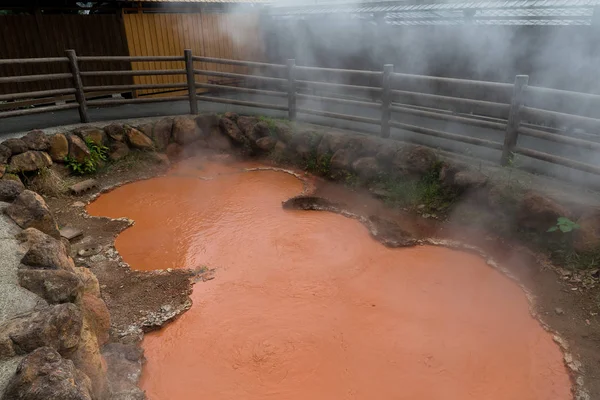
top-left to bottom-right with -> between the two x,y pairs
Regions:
501,75 -> 529,165
66,49 -> 89,123
381,64 -> 393,138
120,12 -> 265,98
0,14 -> 131,96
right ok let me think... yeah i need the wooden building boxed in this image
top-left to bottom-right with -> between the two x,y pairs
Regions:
0,0 -> 267,105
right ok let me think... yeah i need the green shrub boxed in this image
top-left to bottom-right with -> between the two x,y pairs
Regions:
64,138 -> 109,175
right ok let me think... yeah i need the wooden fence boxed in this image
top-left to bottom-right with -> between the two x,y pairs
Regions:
0,14 -> 131,96
122,13 -> 264,97
1,49 -> 600,179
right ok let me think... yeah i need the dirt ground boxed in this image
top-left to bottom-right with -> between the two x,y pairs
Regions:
45,149 -> 599,400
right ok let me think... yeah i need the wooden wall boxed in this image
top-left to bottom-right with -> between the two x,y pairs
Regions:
122,12 -> 265,96
0,14 -> 132,96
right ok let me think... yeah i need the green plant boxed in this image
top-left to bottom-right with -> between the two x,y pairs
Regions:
547,217 -> 580,233
304,151 -> 332,176
64,138 -> 109,175
375,163 -> 457,213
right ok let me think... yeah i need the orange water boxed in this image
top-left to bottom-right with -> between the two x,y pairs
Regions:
87,158 -> 572,400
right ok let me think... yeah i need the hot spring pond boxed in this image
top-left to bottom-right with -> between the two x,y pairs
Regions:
87,157 -> 571,400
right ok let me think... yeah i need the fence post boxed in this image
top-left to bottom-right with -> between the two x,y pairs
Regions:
184,49 -> 198,115
501,75 -> 528,165
381,64 -> 393,138
286,59 -> 297,121
66,49 -> 88,123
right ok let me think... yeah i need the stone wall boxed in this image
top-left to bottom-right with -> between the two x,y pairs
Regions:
0,185 -> 110,399
0,111 -> 598,398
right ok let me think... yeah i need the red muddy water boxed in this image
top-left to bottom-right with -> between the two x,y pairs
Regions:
87,158 -> 571,400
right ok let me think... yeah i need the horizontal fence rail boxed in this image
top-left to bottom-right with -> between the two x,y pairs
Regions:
1,49 -> 600,183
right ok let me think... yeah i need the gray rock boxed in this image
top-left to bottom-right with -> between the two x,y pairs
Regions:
18,269 -> 83,304
3,347 -> 93,400
236,116 -> 258,137
19,228 -> 74,271
1,139 -> 28,156
330,149 -> 355,172
256,136 -> 277,151
352,157 -> 381,180
517,191 -> 571,232
8,151 -> 52,173
104,124 -> 126,142
0,284 -> 46,329
76,127 -> 106,147
22,130 -> 50,151
173,117 -> 203,145
0,356 -> 24,398
0,146 -> 11,164
152,118 -> 173,151
195,114 -> 219,133
393,145 -> 437,176
126,128 -> 154,150
103,343 -> 144,400
109,142 -> 130,162
453,170 -> 488,190
67,135 -> 90,164
0,303 -> 83,356
48,134 -> 69,162
5,191 -> 60,239
273,122 -> 293,143
249,121 -> 270,142
219,117 -> 246,144
0,180 -> 24,202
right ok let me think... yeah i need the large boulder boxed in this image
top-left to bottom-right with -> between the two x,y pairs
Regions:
76,127 -> 106,147
72,267 -> 101,298
439,162 -> 487,192
352,157 -> 381,180
205,128 -> 233,152
0,144 -> 11,164
103,343 -> 144,400
18,269 -> 83,304
517,191 -> 571,232
48,134 -> 69,162
0,179 -> 24,202
219,117 -> 246,144
256,136 -> 277,151
0,304 -> 83,357
393,145 -> 437,176
104,124 -> 126,142
573,210 -> 600,252
79,294 -> 110,346
69,318 -> 108,399
3,347 -> 93,400
126,127 -> 154,150
2,138 -> 28,155
236,116 -> 258,137
273,122 -> 293,143
249,121 -> 270,142
166,143 -> 183,161
5,191 -> 60,239
137,123 -> 154,139
173,117 -> 203,145
67,135 -> 90,164
195,114 -> 219,133
8,151 -> 52,173
22,130 -> 50,151
152,118 -> 173,151
108,142 -> 129,162
330,149 -> 355,173
19,228 -> 74,271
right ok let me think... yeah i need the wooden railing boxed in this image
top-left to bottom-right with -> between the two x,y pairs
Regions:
1,49 -> 600,178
